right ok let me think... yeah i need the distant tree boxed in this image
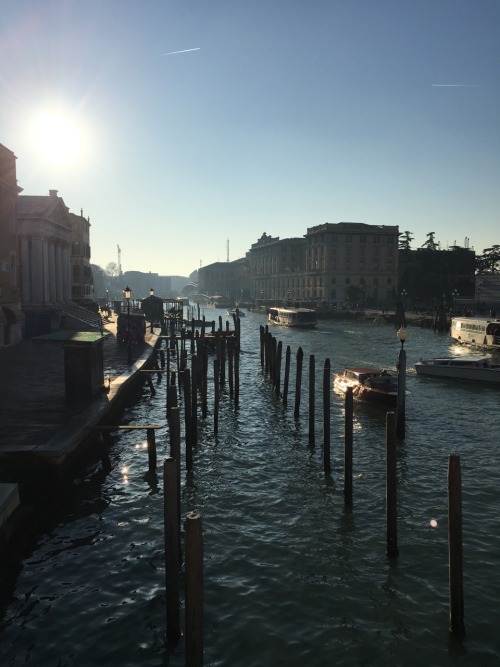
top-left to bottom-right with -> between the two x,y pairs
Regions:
477,245 -> 500,274
105,261 -> 119,276
398,231 -> 414,250
421,232 -> 439,250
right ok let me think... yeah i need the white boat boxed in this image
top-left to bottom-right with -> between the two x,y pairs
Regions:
450,316 -> 500,349
333,368 -> 399,408
415,356 -> 500,383
268,307 -> 317,328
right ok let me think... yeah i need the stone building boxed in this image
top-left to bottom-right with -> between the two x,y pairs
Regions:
249,223 -> 399,306
198,258 -> 250,303
69,210 -> 93,306
0,143 -> 24,346
17,190 -> 74,335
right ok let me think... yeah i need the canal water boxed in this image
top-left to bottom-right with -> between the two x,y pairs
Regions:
1,311 -> 500,666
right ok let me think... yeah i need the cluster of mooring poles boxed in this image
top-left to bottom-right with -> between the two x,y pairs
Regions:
259,323 -> 465,640
99,313 -> 242,666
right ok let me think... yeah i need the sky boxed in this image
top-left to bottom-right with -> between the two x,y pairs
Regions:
1,0 -> 499,278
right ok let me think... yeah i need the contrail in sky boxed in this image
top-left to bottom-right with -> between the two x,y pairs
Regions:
432,83 -> 477,87
159,47 -> 201,56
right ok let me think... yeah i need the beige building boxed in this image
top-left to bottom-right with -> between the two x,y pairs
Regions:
0,144 -> 24,345
68,210 -> 93,305
249,223 -> 399,306
198,258 -> 250,303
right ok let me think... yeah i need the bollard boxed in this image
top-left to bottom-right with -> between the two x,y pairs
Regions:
448,454 -> 465,638
323,358 -> 331,473
147,428 -> 157,472
185,511 -> 204,667
163,457 -> 180,646
386,411 -> 398,557
294,347 -> 303,420
283,345 -> 291,408
344,387 -> 353,506
308,354 -> 315,446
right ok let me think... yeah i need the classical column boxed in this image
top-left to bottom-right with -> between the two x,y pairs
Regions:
56,243 -> 63,303
62,244 -> 71,301
20,236 -> 32,304
48,242 -> 57,303
31,235 -> 44,305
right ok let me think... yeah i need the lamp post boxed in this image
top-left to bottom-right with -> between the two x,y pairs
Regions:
124,285 -> 132,364
149,287 -> 154,333
452,289 -> 459,312
396,327 -> 407,438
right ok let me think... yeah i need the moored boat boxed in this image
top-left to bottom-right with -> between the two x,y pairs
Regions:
450,316 -> 500,349
227,307 -> 245,318
415,356 -> 500,383
268,307 -> 317,328
333,367 -> 399,408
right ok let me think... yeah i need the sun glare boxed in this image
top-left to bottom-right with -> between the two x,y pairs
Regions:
31,111 -> 83,165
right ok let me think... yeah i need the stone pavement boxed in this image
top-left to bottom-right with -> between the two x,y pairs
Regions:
0,317 -> 158,527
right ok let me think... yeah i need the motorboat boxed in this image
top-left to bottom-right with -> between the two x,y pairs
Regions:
333,367 -> 399,408
415,356 -> 500,383
227,307 -> 245,318
268,307 -> 317,328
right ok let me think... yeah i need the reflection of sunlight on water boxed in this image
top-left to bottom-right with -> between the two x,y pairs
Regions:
430,519 -> 438,528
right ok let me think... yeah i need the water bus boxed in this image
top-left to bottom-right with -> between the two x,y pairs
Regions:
268,307 -> 317,328
450,317 -> 500,349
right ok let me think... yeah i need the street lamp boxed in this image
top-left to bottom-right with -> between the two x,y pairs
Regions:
397,327 -> 408,349
452,289 -> 459,311
149,287 -> 154,333
123,285 -> 132,364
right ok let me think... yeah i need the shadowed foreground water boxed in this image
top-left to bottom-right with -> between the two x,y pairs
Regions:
1,312 -> 500,666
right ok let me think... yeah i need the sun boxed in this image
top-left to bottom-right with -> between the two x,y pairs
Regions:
31,110 -> 83,165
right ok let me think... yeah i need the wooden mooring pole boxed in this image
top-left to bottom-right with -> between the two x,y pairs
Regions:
308,354 -> 315,446
185,511 -> 204,667
386,411 -> 398,558
283,345 -> 291,408
294,347 -> 303,420
323,358 -> 331,473
163,457 -> 180,646
448,453 -> 465,638
344,387 -> 353,506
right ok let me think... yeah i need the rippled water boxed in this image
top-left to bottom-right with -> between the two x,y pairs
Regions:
2,311 -> 500,666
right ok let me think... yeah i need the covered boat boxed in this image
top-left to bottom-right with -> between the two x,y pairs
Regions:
268,307 -> 317,328
333,367 -> 399,408
415,356 -> 500,384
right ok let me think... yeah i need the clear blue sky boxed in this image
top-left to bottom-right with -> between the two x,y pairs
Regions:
2,0 -> 499,277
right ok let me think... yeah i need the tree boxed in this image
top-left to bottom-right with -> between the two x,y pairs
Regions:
421,232 -> 439,250
398,231 -> 414,251
105,261 -> 119,276
477,245 -> 500,274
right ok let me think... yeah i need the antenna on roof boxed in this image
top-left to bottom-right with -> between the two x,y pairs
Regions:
227,239 -> 230,262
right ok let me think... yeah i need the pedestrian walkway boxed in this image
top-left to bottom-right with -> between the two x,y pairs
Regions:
0,317 -> 159,527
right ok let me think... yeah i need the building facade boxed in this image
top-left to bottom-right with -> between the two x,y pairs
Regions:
0,144 -> 24,345
249,223 -> 399,306
69,210 -> 93,305
198,258 -> 251,303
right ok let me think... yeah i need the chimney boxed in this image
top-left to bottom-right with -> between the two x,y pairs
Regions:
49,189 -> 58,197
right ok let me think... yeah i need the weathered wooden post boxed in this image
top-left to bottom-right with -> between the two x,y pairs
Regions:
294,347 -> 303,420
396,327 -> 407,439
163,457 -> 180,646
271,335 -> 277,386
308,354 -> 315,446
386,411 -> 398,557
214,358 -> 220,435
275,340 -> 282,397
323,358 -> 331,473
147,427 -> 157,472
259,325 -> 265,369
169,406 -> 182,556
191,354 -> 198,446
448,454 -> 465,638
184,369 -> 193,471
202,345 -> 208,418
283,345 -> 291,408
344,387 -> 353,506
234,338 -> 240,408
228,341 -> 234,400
185,511 -> 204,667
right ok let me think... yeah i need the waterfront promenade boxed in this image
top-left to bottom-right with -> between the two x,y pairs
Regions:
0,316 -> 159,532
